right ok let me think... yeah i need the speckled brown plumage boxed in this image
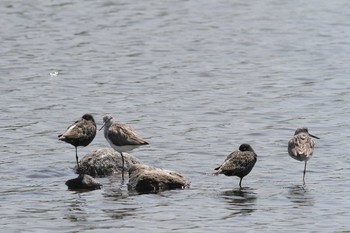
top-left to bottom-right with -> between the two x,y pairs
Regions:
58,114 -> 97,172
214,144 -> 257,188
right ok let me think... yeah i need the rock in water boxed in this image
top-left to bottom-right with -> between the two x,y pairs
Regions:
128,164 -> 190,194
65,174 -> 102,191
75,148 -> 142,177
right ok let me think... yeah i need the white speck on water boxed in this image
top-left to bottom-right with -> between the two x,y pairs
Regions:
49,71 -> 58,77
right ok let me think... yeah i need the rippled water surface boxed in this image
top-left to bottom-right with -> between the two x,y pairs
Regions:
1,0 -> 350,232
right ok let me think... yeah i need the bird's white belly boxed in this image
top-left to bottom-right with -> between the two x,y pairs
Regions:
106,138 -> 141,152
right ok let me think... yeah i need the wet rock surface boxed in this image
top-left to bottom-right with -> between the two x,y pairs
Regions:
128,164 -> 190,194
65,174 -> 102,191
75,148 -> 142,177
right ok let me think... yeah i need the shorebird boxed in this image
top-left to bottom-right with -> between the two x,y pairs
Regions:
214,144 -> 257,188
99,114 -> 148,182
58,114 -> 97,173
288,127 -> 320,184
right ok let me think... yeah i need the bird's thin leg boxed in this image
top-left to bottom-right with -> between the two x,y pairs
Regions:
239,177 -> 243,189
303,161 -> 307,185
121,152 -> 125,183
75,147 -> 80,174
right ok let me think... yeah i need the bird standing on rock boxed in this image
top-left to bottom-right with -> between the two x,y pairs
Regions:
99,114 -> 148,182
58,114 -> 97,173
214,144 -> 257,188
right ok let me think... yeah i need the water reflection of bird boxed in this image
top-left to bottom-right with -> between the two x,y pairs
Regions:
214,144 -> 257,188
288,127 -> 319,184
99,114 -> 148,182
221,189 -> 257,216
286,185 -> 314,207
58,114 -> 97,173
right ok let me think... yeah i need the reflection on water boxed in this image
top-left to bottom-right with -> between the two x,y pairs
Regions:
221,188 -> 257,217
102,186 -> 129,201
102,207 -> 138,220
286,185 -> 314,207
64,195 -> 88,222
101,175 -> 130,200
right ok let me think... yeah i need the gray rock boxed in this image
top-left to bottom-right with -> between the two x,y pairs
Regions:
65,174 -> 102,191
128,164 -> 190,194
75,148 -> 142,177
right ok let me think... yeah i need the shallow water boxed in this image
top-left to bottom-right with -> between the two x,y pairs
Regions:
1,0 -> 350,232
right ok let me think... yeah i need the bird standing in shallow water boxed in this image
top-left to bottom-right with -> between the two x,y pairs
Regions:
99,114 -> 148,182
58,114 -> 96,173
288,127 -> 320,184
214,144 -> 257,188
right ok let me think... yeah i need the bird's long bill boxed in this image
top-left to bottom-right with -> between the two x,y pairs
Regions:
99,116 -> 113,131
310,134 -> 320,139
98,122 -> 107,131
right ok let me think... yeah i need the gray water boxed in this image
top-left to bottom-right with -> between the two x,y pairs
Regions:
1,0 -> 350,232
